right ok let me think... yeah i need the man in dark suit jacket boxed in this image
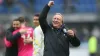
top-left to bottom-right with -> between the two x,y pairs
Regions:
39,1 -> 80,56
5,18 -> 26,56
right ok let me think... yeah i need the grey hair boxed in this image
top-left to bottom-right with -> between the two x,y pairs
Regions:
55,13 -> 64,23
55,13 -> 63,19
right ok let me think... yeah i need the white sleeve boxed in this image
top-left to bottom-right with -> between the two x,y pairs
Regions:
33,27 -> 43,56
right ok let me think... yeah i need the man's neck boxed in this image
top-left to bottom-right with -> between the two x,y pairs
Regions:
36,25 -> 40,27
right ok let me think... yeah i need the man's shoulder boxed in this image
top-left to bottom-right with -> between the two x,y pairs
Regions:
34,26 -> 42,31
13,29 -> 19,34
7,27 -> 14,32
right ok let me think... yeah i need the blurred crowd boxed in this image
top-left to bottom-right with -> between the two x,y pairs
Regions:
0,0 -> 97,13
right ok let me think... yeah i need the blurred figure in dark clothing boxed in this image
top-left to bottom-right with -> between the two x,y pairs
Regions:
0,24 -> 5,38
5,18 -> 22,56
5,0 -> 13,7
39,1 -> 80,56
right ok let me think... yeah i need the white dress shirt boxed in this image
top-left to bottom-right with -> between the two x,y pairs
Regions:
33,25 -> 44,56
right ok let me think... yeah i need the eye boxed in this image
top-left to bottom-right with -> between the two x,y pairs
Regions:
54,18 -> 56,19
54,18 -> 60,20
13,24 -> 16,25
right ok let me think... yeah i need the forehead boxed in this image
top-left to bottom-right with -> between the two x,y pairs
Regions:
53,15 -> 63,20
13,21 -> 20,24
33,16 -> 39,19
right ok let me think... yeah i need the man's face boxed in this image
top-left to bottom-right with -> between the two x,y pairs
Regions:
33,16 -> 39,27
12,21 -> 21,30
52,14 -> 63,28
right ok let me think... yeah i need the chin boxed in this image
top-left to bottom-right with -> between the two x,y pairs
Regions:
53,25 -> 58,28
14,28 -> 17,30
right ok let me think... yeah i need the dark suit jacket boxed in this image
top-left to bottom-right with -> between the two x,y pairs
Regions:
39,4 -> 80,56
5,27 -> 21,56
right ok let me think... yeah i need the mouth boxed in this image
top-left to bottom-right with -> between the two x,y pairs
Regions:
14,27 -> 19,29
14,28 -> 17,30
53,22 -> 58,24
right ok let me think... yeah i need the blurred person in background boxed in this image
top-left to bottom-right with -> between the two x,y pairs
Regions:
0,24 -> 5,39
5,0 -> 13,7
33,14 -> 44,56
33,14 -> 40,27
88,36 -> 97,56
4,18 -> 26,56
0,0 -> 3,4
13,17 -> 34,56
39,1 -> 80,56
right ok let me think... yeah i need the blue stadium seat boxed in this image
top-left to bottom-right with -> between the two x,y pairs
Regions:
33,5 -> 43,13
19,0 -> 30,7
75,4 -> 97,13
34,0 -> 49,5
34,0 -> 64,13
34,5 -> 64,13
0,6 -> 8,14
9,5 -> 21,13
73,0 -> 97,13
33,0 -> 49,13
50,4 -> 64,13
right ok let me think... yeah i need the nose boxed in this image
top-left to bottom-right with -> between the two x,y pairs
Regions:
15,25 -> 18,28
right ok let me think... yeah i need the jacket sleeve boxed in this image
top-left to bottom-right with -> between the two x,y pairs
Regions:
69,35 -> 80,47
39,4 -> 50,33
6,28 -> 21,42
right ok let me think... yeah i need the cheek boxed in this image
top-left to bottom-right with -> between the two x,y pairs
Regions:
58,20 -> 62,23
52,19 -> 54,21
33,21 -> 35,24
36,21 -> 39,23
57,21 -> 62,26
33,20 -> 35,22
13,25 -> 16,27
12,25 -> 14,27
18,25 -> 20,27
52,19 -> 55,21
37,21 -> 39,23
16,24 -> 20,27
13,26 -> 15,27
